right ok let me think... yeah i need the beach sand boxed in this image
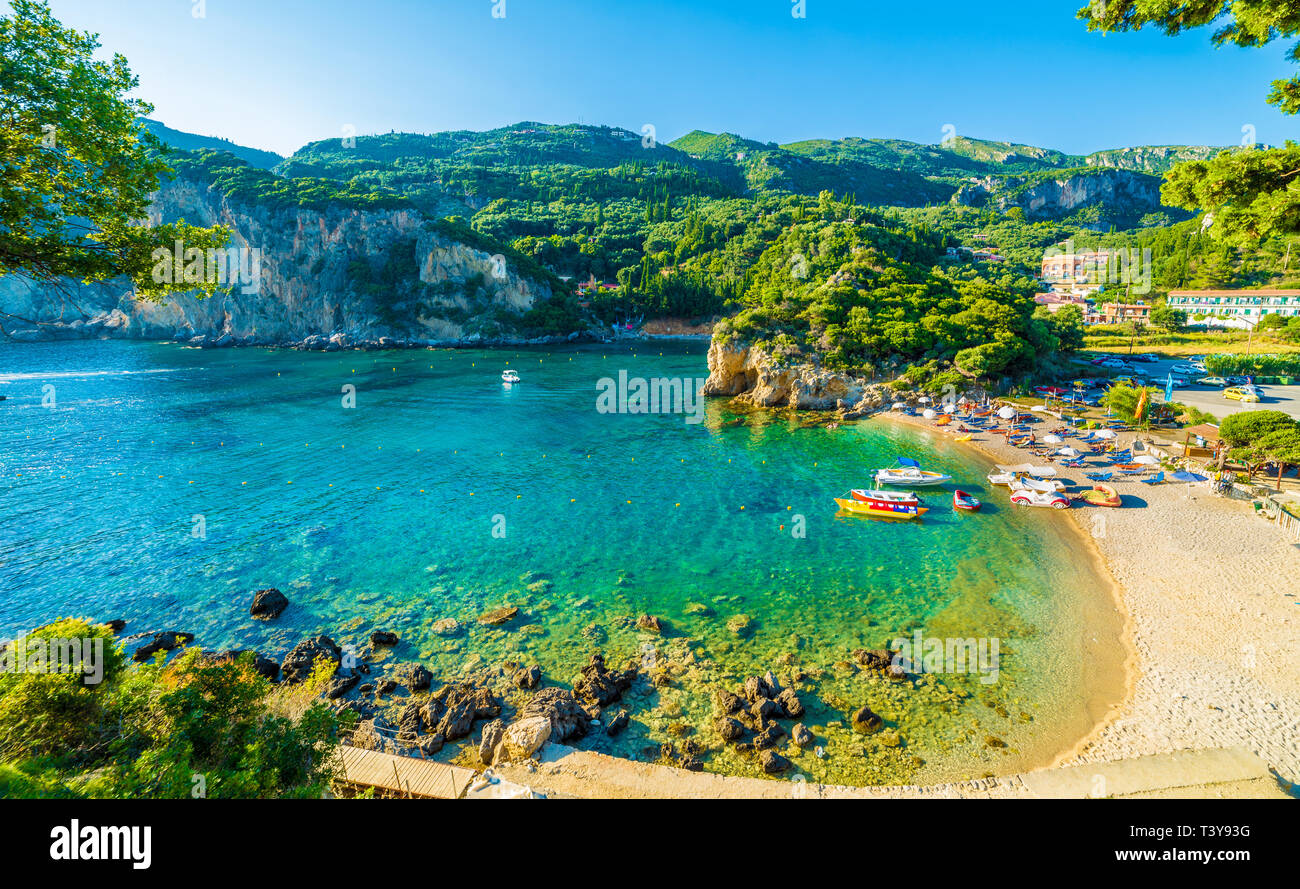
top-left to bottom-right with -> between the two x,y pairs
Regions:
488,409 -> 1300,798
882,410 -> 1300,790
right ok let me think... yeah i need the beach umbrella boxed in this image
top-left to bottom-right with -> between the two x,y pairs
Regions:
942,402 -> 956,413
1057,447 -> 1080,457
922,408 -> 937,419
1171,470 -> 1208,482
1042,433 -> 1063,444
1133,455 -> 1159,465
918,396 -> 931,404
1094,429 -> 1117,440
891,402 -> 906,410
997,406 -> 1016,420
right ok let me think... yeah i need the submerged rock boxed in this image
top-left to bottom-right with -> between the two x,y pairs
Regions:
605,709 -> 629,736
478,606 -> 519,626
635,614 -> 663,634
715,717 -> 745,742
370,630 -> 399,647
430,617 -> 462,636
851,706 -> 883,734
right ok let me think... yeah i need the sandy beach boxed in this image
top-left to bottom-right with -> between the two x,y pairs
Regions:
485,408 -> 1300,798
877,410 -> 1300,789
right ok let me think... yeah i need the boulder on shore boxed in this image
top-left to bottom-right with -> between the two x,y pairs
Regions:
573,652 -> 637,706
498,716 -> 552,762
520,687 -> 590,742
281,635 -> 341,683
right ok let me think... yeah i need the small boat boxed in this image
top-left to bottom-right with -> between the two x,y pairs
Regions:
1078,484 -> 1121,508
874,466 -> 952,486
836,490 -> 928,520
953,490 -> 981,511
501,369 -> 521,383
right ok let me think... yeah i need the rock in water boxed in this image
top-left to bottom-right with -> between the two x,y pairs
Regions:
715,717 -> 745,742
280,635 -> 341,683
499,716 -> 552,762
792,723 -> 815,748
512,664 -> 542,689
430,618 -> 462,636
776,688 -> 804,718
477,606 -> 519,626
573,652 -> 637,706
249,588 -> 289,620
479,719 -> 506,765
851,705 -> 883,734
635,614 -> 663,634
760,749 -> 792,774
326,673 -> 359,699
370,630 -> 399,647
402,664 -> 433,691
132,631 -> 195,662
605,709 -> 629,736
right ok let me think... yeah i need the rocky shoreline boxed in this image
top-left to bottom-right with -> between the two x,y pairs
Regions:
86,584 -> 979,784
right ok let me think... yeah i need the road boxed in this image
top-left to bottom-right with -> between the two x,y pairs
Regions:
1080,353 -> 1300,421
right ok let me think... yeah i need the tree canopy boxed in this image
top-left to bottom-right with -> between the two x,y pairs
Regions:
0,0 -> 227,300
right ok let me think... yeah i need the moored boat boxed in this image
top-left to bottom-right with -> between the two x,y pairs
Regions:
836,490 -> 928,519
953,489 -> 981,511
874,466 -> 952,486
501,369 -> 521,383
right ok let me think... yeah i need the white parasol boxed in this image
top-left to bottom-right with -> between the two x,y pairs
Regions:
1133,455 -> 1160,465
996,406 -> 1017,420
1094,429 -> 1118,440
1057,447 -> 1081,457
922,408 -> 937,420
1042,433 -> 1063,444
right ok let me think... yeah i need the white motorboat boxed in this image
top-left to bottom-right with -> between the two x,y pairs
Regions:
501,369 -> 521,383
874,466 -> 952,486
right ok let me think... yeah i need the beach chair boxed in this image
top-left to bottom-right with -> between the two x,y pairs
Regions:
1139,471 -> 1165,485
1085,472 -> 1112,482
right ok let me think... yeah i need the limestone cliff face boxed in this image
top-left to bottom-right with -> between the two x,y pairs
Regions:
953,169 -> 1165,220
703,338 -> 897,411
0,176 -> 554,346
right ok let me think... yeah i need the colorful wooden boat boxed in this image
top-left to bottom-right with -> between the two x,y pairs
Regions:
837,490 -> 928,519
953,490 -> 981,511
1079,484 -> 1121,507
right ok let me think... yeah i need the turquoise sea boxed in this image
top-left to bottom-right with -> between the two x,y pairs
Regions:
0,340 -> 1120,785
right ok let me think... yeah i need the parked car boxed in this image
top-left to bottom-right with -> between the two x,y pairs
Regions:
1197,376 -> 1230,387
1224,386 -> 1262,403
1132,353 -> 1160,363
1170,363 -> 1200,375
1226,375 -> 1253,386
1033,385 -> 1069,396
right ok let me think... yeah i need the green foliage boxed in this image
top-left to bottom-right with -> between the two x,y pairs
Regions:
1149,305 -> 1187,331
0,622 -> 348,798
1218,410 -> 1300,467
1204,353 -> 1300,376
0,0 -> 229,300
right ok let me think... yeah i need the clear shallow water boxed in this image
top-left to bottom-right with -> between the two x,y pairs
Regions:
0,340 -> 1116,785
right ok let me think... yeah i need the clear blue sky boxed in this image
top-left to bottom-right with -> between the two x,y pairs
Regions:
27,0 -> 1298,157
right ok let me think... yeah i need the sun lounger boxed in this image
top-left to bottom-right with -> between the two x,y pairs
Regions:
1085,472 -> 1112,482
1139,471 -> 1165,485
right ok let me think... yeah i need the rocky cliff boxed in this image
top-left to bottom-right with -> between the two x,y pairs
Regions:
703,338 -> 900,411
0,175 -> 557,347
952,168 -> 1170,223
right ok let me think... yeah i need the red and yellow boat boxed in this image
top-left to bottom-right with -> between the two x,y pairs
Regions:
836,490 -> 928,519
